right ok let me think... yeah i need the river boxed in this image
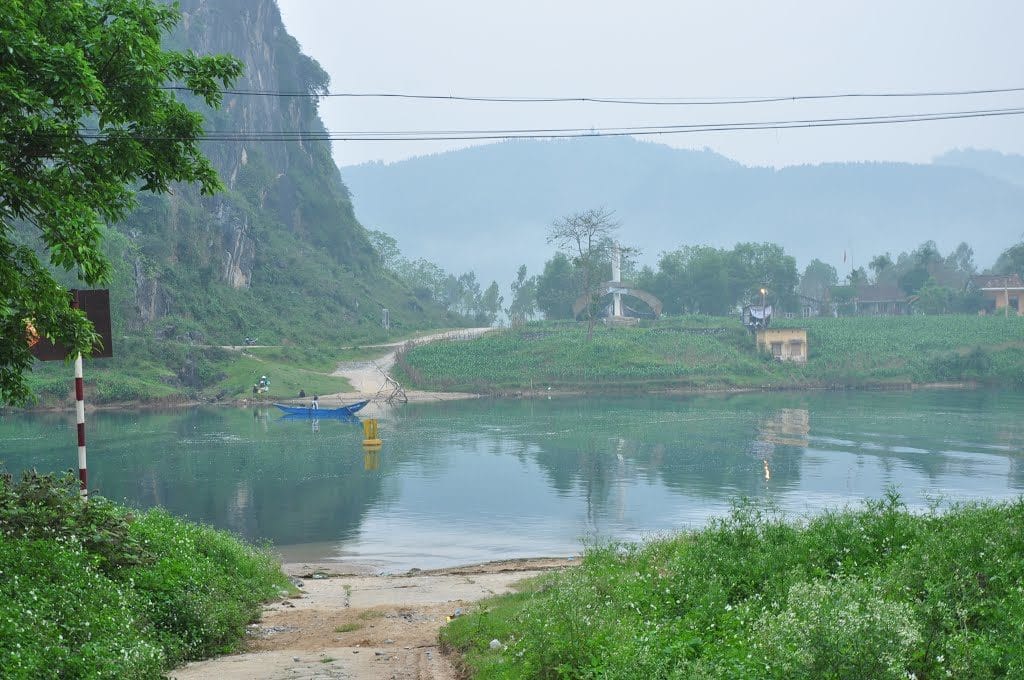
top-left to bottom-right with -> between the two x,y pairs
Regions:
2,390 -> 1022,572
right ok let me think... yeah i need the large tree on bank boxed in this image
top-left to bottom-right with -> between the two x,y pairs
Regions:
547,207 -> 619,340
0,0 -> 242,404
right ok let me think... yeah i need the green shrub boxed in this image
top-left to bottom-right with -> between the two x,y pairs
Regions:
0,538 -> 164,679
739,578 -> 920,680
128,509 -> 290,663
443,495 -> 1024,680
0,470 -> 147,574
0,470 -> 290,674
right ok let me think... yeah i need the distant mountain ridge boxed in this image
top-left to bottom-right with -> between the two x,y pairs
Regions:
341,138 -> 1024,289
934,148 -> 1024,188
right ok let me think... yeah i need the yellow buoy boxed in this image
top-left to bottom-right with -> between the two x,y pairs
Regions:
362,418 -> 382,447
363,449 -> 380,470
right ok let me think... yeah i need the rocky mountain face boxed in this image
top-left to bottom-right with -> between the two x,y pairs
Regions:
103,0 -> 438,343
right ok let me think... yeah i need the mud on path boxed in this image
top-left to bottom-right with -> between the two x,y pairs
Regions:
171,558 -> 570,680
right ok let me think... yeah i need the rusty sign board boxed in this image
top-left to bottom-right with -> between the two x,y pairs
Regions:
30,289 -> 114,361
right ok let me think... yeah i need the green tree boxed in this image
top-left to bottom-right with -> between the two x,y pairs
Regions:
916,278 -> 954,314
729,242 -> 799,311
395,258 -> 447,303
653,246 -> 734,315
547,208 -> 619,339
898,267 -> 930,295
367,230 -> 400,271
868,253 -> 894,282
507,265 -> 537,326
993,241 -> 1024,279
1,0 -> 242,404
847,267 -> 869,288
476,281 -> 503,326
799,259 -> 839,301
536,253 -> 577,320
945,242 -> 976,277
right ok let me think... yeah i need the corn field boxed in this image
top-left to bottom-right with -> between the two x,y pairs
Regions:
397,316 -> 1024,392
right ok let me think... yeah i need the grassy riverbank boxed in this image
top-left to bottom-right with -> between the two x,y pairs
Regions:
397,315 -> 1024,392
0,470 -> 292,678
19,326 -> 478,409
22,341 -> 387,408
442,493 -> 1024,679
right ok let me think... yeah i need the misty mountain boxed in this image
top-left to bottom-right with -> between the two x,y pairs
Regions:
934,148 -> 1024,188
341,138 -> 1024,290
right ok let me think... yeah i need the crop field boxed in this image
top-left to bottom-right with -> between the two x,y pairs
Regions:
397,315 -> 1024,392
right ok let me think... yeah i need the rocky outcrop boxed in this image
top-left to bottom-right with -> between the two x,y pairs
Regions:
133,257 -> 168,324
213,199 -> 255,290
104,0 -> 426,344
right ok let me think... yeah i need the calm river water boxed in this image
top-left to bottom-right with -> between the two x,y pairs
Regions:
2,391 -> 1022,571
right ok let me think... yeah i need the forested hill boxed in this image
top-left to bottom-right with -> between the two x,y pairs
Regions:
95,0 -> 452,345
934,148 -> 1024,187
342,138 -> 1024,288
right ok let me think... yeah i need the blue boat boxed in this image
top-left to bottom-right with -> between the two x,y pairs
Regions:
278,412 -> 361,424
273,399 -> 370,416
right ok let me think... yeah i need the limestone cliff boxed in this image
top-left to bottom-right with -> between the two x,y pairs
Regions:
107,0 -> 439,343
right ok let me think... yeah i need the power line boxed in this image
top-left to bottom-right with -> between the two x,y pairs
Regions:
161,84 -> 1024,106
73,106 -> 1024,143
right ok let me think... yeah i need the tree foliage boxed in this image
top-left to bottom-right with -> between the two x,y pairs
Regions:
799,258 -> 838,302
0,0 -> 242,404
536,252 -> 578,320
547,208 -> 619,338
994,241 -> 1024,279
507,264 -> 537,326
645,242 -> 798,316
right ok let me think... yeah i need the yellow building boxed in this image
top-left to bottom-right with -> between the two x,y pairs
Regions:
756,328 -> 808,363
972,274 -> 1024,316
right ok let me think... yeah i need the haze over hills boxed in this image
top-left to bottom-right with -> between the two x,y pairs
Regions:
341,138 -> 1024,290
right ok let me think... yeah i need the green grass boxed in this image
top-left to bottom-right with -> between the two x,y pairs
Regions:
20,326 -> 464,407
0,470 -> 293,677
334,623 -> 361,633
396,315 -> 1024,392
442,492 -> 1024,679
211,349 -> 353,401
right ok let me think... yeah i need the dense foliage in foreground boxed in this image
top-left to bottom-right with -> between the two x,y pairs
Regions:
443,493 -> 1024,679
398,315 -> 1024,392
0,470 -> 290,678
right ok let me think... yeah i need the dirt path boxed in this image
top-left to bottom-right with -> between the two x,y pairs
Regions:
320,328 -> 494,405
170,558 -> 569,680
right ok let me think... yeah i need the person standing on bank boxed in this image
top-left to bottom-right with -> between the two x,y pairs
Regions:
312,394 -> 319,411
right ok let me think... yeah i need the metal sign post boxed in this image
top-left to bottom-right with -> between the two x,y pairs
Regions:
29,289 -> 113,500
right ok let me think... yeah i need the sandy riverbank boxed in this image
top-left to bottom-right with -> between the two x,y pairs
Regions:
170,558 -> 572,680
317,327 -> 494,406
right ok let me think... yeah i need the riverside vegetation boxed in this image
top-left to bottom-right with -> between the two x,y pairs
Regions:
0,470 -> 292,678
442,492 -> 1024,679
396,315 -> 1024,393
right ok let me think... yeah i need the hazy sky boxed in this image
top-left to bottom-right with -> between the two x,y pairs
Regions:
277,0 -> 1024,168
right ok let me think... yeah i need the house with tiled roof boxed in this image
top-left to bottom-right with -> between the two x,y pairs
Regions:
854,283 -> 913,315
969,274 -> 1024,315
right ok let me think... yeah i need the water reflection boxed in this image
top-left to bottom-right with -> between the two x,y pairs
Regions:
1,390 -> 1022,570
753,408 -> 811,482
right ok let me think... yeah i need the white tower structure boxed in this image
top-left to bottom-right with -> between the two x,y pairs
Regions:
611,243 -> 623,317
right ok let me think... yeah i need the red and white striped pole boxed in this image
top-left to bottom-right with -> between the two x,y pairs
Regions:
72,290 -> 88,499
75,352 -> 87,499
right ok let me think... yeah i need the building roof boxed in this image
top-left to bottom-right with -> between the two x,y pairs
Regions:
971,274 -> 1024,290
855,283 -> 909,303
